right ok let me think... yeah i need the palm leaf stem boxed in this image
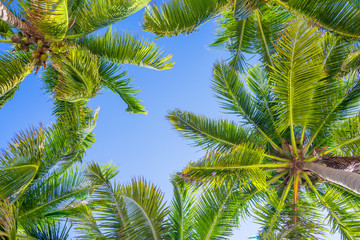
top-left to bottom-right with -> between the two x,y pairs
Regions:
19,186 -> 92,218
188,163 -> 289,171
293,171 -> 300,224
264,175 -> 294,237
305,134 -> 360,162
288,28 -> 300,158
303,173 -> 353,239
122,195 -> 159,240
243,171 -> 289,203
221,72 -> 285,154
12,164 -> 39,202
300,125 -> 306,145
231,18 -> 246,69
205,183 -> 235,240
255,9 -> 273,67
264,154 -> 289,162
0,39 -> 11,42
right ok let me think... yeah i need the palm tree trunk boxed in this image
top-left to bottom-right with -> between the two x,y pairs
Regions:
0,1 -> 31,32
304,162 -> 360,194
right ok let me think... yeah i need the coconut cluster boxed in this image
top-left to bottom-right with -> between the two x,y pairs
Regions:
11,31 -> 70,73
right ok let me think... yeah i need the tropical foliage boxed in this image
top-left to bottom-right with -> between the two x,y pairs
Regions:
0,102 -> 101,239
168,20 -> 360,239
0,0 -> 173,114
143,0 -> 360,73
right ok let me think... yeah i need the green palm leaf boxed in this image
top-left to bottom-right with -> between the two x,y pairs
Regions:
68,0 -> 150,36
168,109 -> 265,151
84,163 -> 168,240
168,176 -> 197,240
212,61 -> 281,151
20,0 -> 68,41
279,0 -> 360,38
44,47 -> 101,102
270,20 -> 325,134
78,29 -> 173,70
0,53 -> 32,109
99,60 -> 146,114
182,143 -> 276,189
142,0 -> 229,37
192,183 -> 238,240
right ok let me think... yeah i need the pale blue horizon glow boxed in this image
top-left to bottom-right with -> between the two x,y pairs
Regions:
0,3 -> 340,239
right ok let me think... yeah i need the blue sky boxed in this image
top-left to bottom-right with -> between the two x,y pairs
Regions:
0,3 -> 340,239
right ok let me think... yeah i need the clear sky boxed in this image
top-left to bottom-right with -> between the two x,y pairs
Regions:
0,3 -> 340,239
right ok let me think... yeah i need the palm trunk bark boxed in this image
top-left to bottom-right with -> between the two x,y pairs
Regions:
0,1 -> 31,32
304,162 -> 360,194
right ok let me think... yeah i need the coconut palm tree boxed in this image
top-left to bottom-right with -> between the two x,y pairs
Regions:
0,0 -> 173,114
167,20 -> 360,239
143,0 -> 360,73
0,103 -> 105,239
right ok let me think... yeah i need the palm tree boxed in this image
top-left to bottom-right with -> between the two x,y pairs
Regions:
0,0 -> 173,114
167,20 -> 360,239
0,103 -> 106,239
143,0 -> 360,73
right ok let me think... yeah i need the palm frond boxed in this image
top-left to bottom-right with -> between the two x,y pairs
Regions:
210,11 -> 255,72
23,219 -> 71,240
68,0 -> 149,36
44,47 -> 101,102
19,165 -> 94,219
99,60 -> 146,114
270,20 -> 325,133
305,175 -> 360,239
192,183 -> 238,240
280,0 -> 360,38
78,28 -> 173,70
19,0 -> 68,41
142,0 -> 229,37
168,109 -> 265,151
0,127 -> 45,199
329,114 -> 360,156
234,0 -> 263,21
0,199 -> 18,240
212,61 -> 281,151
322,33 -> 353,77
341,49 -> 360,73
168,176 -> 197,240
85,163 -> 169,240
0,53 -> 32,109
182,143 -> 273,189
253,5 -> 292,70
120,178 -> 169,240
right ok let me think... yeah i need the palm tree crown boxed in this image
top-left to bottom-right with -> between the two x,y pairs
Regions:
168,20 -> 360,239
0,0 -> 173,114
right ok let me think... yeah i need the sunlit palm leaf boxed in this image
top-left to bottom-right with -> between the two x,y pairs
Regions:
20,0 -> 68,41
192,183 -> 238,240
182,143 -> 269,189
234,0 -> 263,21
78,29 -> 173,70
168,109 -> 265,151
0,53 -> 32,109
99,60 -> 145,114
280,0 -> 360,38
68,0 -> 149,36
168,176 -> 197,240
210,11 -> 255,72
270,20 -> 326,132
45,47 -> 101,102
143,0 -> 229,37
